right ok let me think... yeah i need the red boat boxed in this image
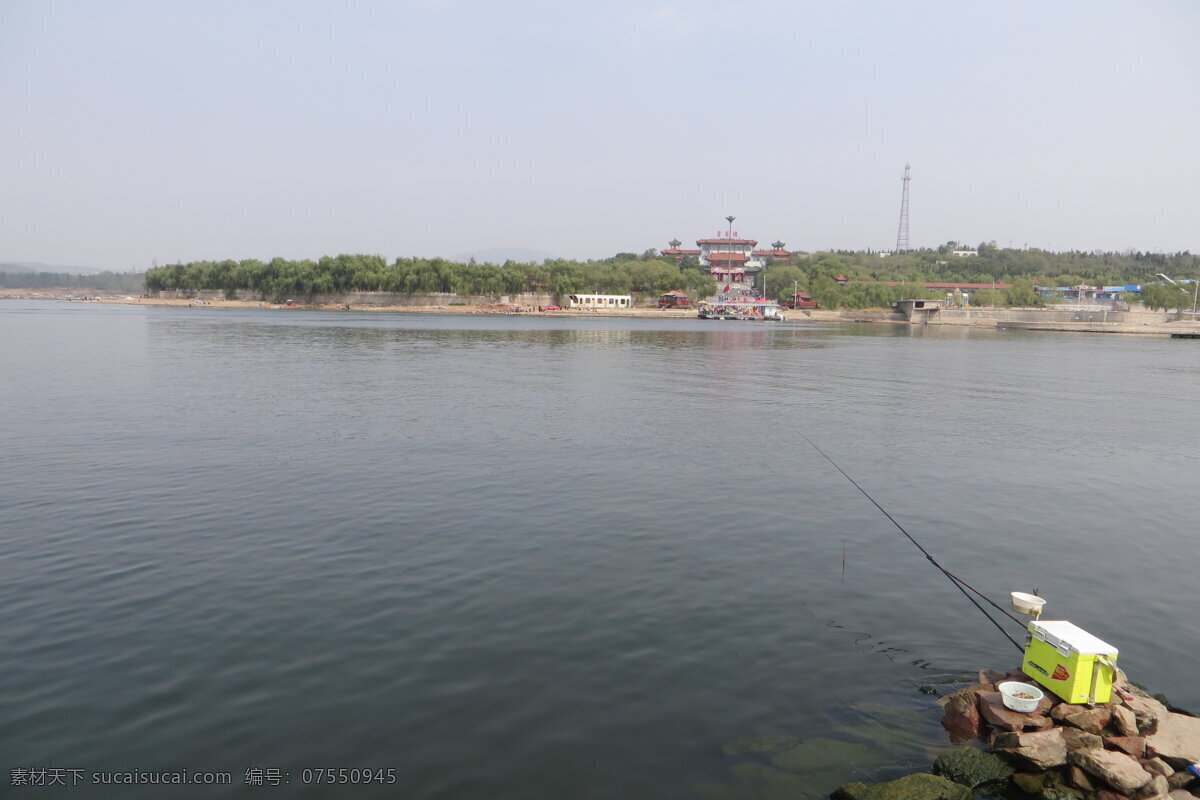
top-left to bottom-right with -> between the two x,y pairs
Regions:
657,290 -> 693,309
783,292 -> 818,309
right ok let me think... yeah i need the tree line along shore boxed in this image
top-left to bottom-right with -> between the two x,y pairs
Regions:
6,245 -> 1199,311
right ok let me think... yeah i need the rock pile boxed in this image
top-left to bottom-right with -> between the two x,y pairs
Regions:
938,667 -> 1200,800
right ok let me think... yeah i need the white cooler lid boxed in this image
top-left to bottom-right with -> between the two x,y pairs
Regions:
1030,620 -> 1118,655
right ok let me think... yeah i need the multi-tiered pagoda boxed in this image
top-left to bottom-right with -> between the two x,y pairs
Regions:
661,226 -> 790,298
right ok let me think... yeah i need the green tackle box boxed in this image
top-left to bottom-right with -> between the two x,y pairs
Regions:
1022,620 -> 1119,705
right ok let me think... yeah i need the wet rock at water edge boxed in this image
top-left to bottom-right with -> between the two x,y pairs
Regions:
1041,785 -> 1088,800
692,780 -> 762,800
1012,771 -> 1050,794
720,734 -> 799,757
769,737 -> 877,774
939,685 -> 990,742
1012,770 -> 1086,800
931,746 -> 1014,788
831,772 -> 971,800
830,710 -> 944,766
727,763 -> 819,800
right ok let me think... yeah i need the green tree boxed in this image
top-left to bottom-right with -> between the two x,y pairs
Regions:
1140,283 -> 1192,311
761,264 -> 809,301
1003,278 -> 1043,307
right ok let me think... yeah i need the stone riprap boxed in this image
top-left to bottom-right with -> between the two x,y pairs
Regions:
933,667 -> 1200,800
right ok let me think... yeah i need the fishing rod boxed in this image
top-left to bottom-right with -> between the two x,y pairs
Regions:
802,434 -> 1026,654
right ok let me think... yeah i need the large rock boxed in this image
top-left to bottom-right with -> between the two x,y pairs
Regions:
1112,704 -> 1140,736
1125,692 -> 1171,736
992,727 -> 1069,769
1146,712 -> 1200,766
940,685 -> 990,742
1165,770 -> 1196,790
1053,703 -> 1113,734
980,693 -> 1054,732
1043,786 -> 1088,800
1068,747 -> 1154,794
931,746 -> 1014,788
1133,774 -> 1170,799
830,773 -> 971,800
1106,735 -> 1148,758
1036,691 -> 1061,716
1142,758 -> 1173,778
1062,728 -> 1106,751
1066,765 -> 1095,790
1013,772 -> 1050,794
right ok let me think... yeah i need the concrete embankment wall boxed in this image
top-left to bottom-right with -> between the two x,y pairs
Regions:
923,308 -> 1173,327
933,307 -> 1199,335
999,308 -> 1170,325
930,308 -> 1002,325
833,305 -> 1200,335
806,310 -> 902,323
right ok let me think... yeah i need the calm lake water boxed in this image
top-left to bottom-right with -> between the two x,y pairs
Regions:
1,301 -> 1197,798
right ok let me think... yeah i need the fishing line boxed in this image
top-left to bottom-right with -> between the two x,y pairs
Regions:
803,434 -> 1024,654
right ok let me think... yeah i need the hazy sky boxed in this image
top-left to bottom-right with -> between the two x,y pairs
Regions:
3,0 -> 1198,270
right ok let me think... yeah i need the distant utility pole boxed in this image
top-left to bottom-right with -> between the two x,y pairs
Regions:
895,162 -> 911,253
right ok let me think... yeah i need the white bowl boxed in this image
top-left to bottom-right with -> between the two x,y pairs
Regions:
998,681 -> 1044,713
1011,592 -> 1046,616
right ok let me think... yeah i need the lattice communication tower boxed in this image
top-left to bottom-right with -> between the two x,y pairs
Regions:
895,162 -> 911,253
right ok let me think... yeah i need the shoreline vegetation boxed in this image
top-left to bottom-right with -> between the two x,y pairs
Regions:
6,289 -> 1200,336
5,244 -> 1200,333
133,248 -> 1200,312
5,245 -> 1200,312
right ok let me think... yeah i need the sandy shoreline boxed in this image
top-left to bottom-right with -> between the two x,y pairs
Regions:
0,289 -> 702,318
137,297 -> 701,318
7,290 -> 1198,334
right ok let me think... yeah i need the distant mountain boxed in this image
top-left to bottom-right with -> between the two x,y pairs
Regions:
0,260 -> 109,275
449,247 -> 559,265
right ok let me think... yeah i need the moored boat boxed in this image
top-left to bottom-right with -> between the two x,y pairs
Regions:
697,296 -> 785,321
